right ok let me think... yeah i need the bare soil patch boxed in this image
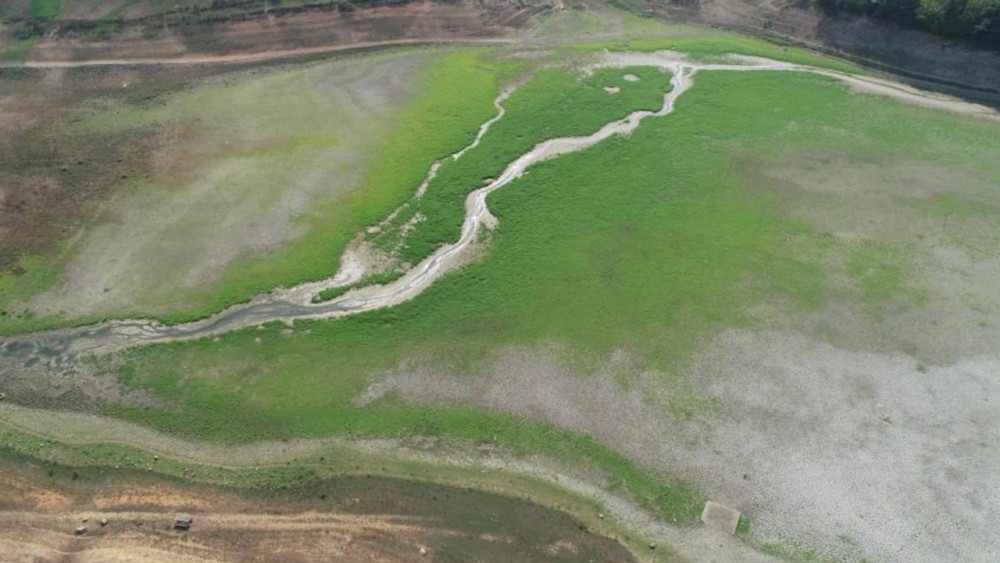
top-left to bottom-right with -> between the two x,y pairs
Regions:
0,79 -> 158,276
0,62 -> 257,291
359,329 -> 1000,562
22,50 -> 429,319
23,1 -> 536,65
0,452 -> 635,563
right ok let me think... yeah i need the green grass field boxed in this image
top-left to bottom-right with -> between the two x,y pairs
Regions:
101,66 -> 1000,526
375,64 -> 675,264
115,72 -> 836,426
5,10 -> 1000,560
29,0 -> 62,19
0,27 -> 865,329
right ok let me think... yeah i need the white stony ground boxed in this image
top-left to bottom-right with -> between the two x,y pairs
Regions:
359,330 -> 1000,562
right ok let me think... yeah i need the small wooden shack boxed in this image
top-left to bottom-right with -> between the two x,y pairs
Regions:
174,513 -> 193,531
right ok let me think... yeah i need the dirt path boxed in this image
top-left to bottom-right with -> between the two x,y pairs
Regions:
0,455 -> 637,563
0,402 -> 777,563
5,38 -> 514,69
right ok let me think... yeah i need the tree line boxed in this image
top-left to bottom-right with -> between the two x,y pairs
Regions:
816,0 -> 1000,49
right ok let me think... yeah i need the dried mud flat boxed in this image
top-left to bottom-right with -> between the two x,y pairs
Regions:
0,455 -> 635,563
359,329 -> 1000,562
25,50 -> 430,319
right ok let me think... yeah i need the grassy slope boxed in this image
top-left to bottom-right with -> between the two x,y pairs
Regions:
377,65 -> 675,264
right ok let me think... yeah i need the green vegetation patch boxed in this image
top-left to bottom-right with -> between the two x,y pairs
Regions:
1,37 -> 41,63
376,65 -> 674,265
29,0 -> 62,19
845,241 -> 924,313
105,69 -> 1000,524
105,71 -> 903,525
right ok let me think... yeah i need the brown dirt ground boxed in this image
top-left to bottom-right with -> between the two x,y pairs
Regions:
0,73 -> 154,274
0,454 -> 636,563
0,63 -> 241,285
20,1 -> 542,64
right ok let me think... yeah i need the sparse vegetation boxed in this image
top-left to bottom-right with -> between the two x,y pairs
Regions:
1,37 -> 41,63
845,240 -> 924,313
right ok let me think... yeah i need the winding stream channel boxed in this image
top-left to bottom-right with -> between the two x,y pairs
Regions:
1,52 -> 995,364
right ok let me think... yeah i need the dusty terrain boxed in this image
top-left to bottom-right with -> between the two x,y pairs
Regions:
0,453 -> 635,562
26,50 -> 430,318
5,0 -> 546,65
357,329 -> 1000,562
